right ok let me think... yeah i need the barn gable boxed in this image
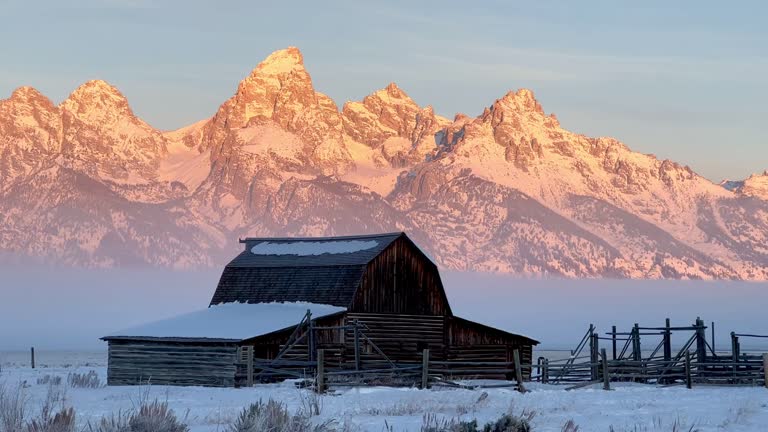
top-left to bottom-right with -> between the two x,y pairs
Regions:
352,234 -> 452,315
209,233 -> 404,307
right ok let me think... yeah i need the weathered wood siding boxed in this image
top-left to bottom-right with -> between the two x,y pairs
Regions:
352,237 -> 450,315
346,312 -> 446,363
447,318 -> 535,379
107,340 -> 238,387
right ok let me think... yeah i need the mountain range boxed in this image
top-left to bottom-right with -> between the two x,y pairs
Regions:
1,47 -> 766,279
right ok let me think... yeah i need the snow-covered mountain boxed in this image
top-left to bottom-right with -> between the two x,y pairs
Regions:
1,47 -> 766,279
721,171 -> 768,201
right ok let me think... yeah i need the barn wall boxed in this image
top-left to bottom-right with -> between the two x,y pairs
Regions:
345,312 -> 446,363
447,318 -> 535,380
352,236 -> 450,315
107,340 -> 238,387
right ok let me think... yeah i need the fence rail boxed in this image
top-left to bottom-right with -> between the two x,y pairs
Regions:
233,316 -> 768,393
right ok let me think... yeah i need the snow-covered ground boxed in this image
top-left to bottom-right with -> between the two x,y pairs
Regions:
2,353 -> 767,432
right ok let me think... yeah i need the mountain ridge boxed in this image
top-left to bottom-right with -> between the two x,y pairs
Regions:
1,47 -> 766,279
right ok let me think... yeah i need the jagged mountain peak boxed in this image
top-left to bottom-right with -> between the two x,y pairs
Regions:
492,88 -> 544,114
378,82 -> 408,99
7,86 -> 52,105
253,46 -> 305,75
60,79 -> 134,124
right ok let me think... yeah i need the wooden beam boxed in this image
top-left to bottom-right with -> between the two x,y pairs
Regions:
421,349 -> 430,390
763,353 -> 767,390
353,320 -> 361,371
513,349 -> 527,393
316,349 -> 325,393
601,348 -> 611,391
246,346 -> 254,387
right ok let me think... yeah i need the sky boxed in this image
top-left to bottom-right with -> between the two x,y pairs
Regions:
0,0 -> 765,181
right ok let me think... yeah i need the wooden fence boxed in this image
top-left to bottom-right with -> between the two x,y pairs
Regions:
238,348 -> 531,392
536,317 -> 768,389
235,347 -> 768,392
232,317 -> 768,392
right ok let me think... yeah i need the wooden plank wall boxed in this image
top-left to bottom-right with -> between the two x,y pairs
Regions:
353,237 -> 450,316
346,312 -> 446,364
107,340 -> 238,387
447,318 -> 535,379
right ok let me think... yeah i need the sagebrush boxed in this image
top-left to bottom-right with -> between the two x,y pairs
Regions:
67,371 -> 101,389
420,411 -> 534,432
86,400 -> 188,432
228,399 -> 334,432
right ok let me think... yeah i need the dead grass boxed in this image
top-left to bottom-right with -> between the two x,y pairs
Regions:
67,371 -> 101,389
227,399 -> 335,432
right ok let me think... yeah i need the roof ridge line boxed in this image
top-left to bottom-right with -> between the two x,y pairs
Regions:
239,232 -> 404,243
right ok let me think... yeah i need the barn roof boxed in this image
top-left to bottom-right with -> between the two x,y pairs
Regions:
210,232 -> 405,307
102,302 -> 346,343
231,232 -> 402,267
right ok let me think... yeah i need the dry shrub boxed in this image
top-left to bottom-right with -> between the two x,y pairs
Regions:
86,400 -> 188,432
228,399 -> 333,432
67,371 -> 101,389
0,382 -> 74,432
420,411 -> 534,432
561,419 -> 579,432
128,401 -> 188,432
25,408 -> 75,432
35,376 -> 62,387
84,411 -> 131,432
0,382 -> 28,432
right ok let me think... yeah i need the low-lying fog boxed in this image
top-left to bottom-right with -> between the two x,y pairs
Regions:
1,267 -> 766,351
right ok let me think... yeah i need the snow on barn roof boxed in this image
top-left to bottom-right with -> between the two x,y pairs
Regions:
103,302 -> 346,342
229,233 -> 404,268
250,239 -> 380,256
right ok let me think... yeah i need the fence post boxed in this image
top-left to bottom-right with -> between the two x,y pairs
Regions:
763,353 -> 768,389
601,348 -> 611,391
513,349 -> 527,393
316,349 -> 325,393
684,351 -> 692,389
611,325 -> 617,360
590,333 -> 599,381
542,358 -> 549,384
308,314 -> 315,362
663,318 -> 672,361
421,349 -> 430,390
695,317 -> 707,364
31,347 -> 35,369
731,332 -> 739,384
633,323 -> 641,362
353,321 -> 361,371
246,346 -> 254,387
536,357 -> 542,383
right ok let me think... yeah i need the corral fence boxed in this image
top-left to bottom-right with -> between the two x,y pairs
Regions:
234,316 -> 768,392
239,348 -> 532,393
535,317 -> 768,390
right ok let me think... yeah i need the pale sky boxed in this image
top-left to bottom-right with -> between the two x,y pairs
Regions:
1,0 -> 765,181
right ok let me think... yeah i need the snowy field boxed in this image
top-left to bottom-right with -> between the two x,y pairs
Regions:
2,352 -> 768,432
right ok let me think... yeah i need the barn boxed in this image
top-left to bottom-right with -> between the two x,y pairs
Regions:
103,232 -> 538,387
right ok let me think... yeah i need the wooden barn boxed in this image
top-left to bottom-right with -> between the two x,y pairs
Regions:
103,232 -> 538,387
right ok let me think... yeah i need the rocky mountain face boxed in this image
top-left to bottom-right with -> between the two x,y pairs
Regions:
1,47 -> 766,279
721,171 -> 768,201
